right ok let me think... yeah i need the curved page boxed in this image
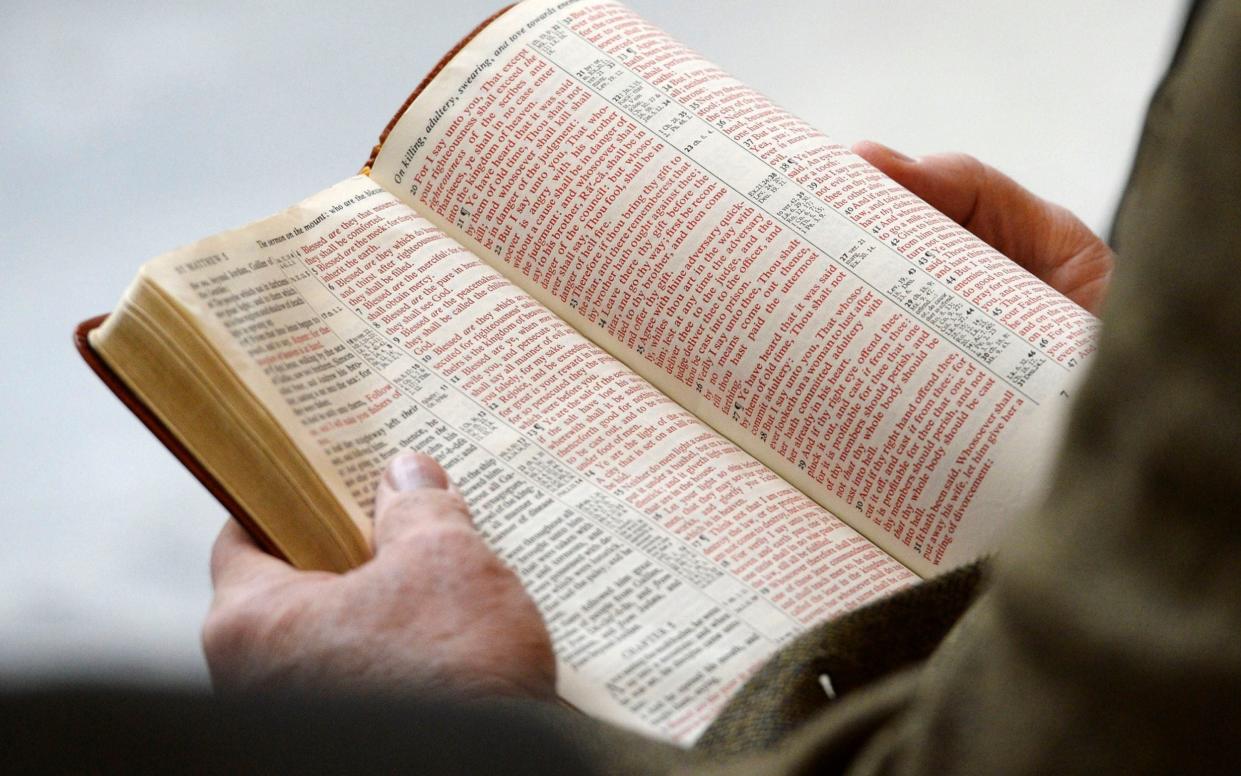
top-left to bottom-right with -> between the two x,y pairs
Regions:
371,0 -> 1099,576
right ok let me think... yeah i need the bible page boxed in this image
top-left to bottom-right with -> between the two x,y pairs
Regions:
143,175 -> 915,743
370,0 -> 1100,577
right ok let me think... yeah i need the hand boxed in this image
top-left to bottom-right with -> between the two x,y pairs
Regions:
203,452 -> 556,699
853,140 -> 1114,315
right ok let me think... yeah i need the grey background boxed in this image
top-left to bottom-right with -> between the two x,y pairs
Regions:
0,1 -> 1184,686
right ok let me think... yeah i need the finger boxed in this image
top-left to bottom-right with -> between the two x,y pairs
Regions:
372,452 -> 475,550
853,140 -> 1112,313
853,140 -> 1078,262
853,140 -> 1034,244
210,518 -> 298,592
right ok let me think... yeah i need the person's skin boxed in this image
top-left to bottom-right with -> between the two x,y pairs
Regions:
852,141 -> 1114,315
204,452 -> 556,698
204,144 -> 1115,698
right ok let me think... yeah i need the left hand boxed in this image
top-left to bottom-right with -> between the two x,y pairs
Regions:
202,452 -> 556,699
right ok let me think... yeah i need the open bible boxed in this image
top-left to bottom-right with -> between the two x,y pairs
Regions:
80,0 -> 1098,744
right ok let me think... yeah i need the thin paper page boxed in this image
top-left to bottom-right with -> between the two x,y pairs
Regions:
370,0 -> 1099,576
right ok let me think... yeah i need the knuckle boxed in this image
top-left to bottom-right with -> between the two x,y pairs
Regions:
202,588 -> 311,678
208,535 -> 234,582
201,600 -> 260,661
956,152 -> 987,180
203,586 -> 292,653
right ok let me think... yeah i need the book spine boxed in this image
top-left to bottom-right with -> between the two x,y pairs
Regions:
362,4 -> 517,173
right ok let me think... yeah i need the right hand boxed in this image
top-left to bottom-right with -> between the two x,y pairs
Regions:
853,140 -> 1114,315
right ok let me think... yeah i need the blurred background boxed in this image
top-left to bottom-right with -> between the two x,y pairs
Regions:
0,0 -> 1185,686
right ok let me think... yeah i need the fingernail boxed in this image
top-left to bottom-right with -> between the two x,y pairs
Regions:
385,452 -> 446,492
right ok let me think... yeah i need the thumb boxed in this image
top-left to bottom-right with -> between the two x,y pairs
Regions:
372,452 -> 475,551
